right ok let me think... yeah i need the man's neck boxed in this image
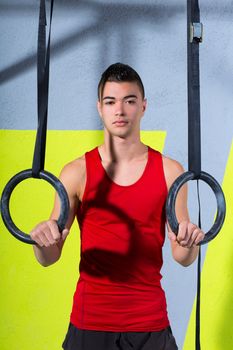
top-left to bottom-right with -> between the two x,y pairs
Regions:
100,132 -> 147,163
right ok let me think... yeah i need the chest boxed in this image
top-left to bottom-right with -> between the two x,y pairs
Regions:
101,158 -> 148,186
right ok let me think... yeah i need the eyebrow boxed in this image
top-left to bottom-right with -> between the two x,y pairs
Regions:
102,94 -> 138,101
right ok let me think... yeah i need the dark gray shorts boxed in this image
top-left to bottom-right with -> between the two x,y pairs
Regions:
62,323 -> 178,350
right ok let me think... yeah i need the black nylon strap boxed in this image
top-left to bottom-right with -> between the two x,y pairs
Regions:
195,180 -> 202,350
187,1 -> 202,349
32,0 -> 54,177
187,0 -> 202,177
196,249 -> 201,350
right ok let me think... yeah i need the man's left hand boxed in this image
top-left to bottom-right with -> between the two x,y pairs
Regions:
168,221 -> 205,248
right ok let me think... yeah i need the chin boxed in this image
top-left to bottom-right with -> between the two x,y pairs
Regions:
112,130 -> 131,138
105,125 -> 134,139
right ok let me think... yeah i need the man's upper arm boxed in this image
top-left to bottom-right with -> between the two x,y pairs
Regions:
163,156 -> 190,227
50,157 -> 86,230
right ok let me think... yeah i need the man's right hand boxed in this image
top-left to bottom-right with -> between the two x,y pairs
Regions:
30,220 -> 69,248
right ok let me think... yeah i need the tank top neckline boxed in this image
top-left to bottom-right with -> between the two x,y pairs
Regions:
95,146 -> 152,188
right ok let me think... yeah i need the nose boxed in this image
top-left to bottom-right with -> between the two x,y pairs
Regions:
115,101 -> 125,116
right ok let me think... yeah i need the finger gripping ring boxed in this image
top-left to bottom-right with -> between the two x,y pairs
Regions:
165,171 -> 226,245
0,169 -> 70,244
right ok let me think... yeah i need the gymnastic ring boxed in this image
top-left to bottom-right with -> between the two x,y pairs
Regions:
0,169 -> 70,244
166,171 -> 226,245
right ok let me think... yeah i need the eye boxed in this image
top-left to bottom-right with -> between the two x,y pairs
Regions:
126,100 -> 136,105
104,101 -> 114,105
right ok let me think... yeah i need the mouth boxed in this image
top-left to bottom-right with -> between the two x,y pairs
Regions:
113,120 -> 128,126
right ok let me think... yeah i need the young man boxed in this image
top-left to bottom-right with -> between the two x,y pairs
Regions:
30,63 -> 204,349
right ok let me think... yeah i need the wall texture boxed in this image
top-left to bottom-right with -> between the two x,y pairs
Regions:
0,1 -> 232,349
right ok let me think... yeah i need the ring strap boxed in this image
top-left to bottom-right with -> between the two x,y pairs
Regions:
187,1 -> 202,349
32,0 -> 54,177
196,180 -> 202,350
187,0 -> 202,178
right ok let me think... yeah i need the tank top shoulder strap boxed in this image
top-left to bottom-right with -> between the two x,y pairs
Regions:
148,146 -> 163,162
85,146 -> 104,170
82,147 -> 105,201
147,146 -> 168,194
85,147 -> 98,165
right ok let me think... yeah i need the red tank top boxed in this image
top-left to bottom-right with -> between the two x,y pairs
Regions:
70,146 -> 170,331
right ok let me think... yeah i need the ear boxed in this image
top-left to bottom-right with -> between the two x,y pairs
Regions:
142,98 -> 147,115
97,100 -> 102,118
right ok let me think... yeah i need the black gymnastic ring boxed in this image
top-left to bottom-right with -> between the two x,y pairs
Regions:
0,169 -> 70,244
166,171 -> 226,245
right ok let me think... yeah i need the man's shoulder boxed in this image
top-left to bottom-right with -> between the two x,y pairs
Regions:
61,145 -> 99,174
63,154 -> 86,173
59,153 -> 87,189
161,154 -> 185,189
147,146 -> 184,175
162,154 -> 184,173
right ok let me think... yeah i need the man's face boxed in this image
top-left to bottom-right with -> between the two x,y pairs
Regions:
97,81 -> 147,139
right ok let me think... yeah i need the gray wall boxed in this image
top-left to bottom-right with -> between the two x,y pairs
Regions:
1,1 -> 232,348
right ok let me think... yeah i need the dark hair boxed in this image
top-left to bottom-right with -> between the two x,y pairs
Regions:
98,62 -> 145,100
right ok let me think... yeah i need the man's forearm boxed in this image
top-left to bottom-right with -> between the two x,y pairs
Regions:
172,243 -> 200,267
33,244 -> 62,267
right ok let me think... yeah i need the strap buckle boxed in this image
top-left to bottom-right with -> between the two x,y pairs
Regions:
190,22 -> 203,43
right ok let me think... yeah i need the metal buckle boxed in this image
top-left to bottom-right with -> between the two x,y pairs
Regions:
190,22 -> 203,43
